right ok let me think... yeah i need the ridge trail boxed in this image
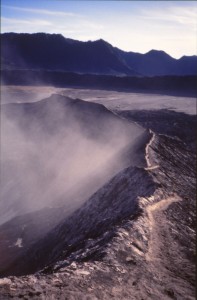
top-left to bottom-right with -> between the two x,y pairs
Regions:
144,129 -> 159,170
145,195 -> 181,262
144,129 -> 182,262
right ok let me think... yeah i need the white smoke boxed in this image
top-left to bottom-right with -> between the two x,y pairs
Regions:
0,92 -> 145,225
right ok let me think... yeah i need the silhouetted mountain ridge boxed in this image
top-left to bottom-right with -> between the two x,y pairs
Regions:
115,47 -> 197,76
1,33 -> 137,76
1,32 -> 197,76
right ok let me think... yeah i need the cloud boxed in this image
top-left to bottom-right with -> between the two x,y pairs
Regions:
1,17 -> 52,27
140,5 -> 197,28
1,17 -> 53,33
1,15 -> 104,40
2,5 -> 81,17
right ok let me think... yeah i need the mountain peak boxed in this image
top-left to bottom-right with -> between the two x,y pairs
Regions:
95,38 -> 107,43
93,38 -> 111,47
179,55 -> 197,60
145,49 -> 170,57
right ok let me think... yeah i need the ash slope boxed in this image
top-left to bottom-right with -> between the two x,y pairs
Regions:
0,94 -> 148,276
0,109 -> 196,300
0,166 -> 155,277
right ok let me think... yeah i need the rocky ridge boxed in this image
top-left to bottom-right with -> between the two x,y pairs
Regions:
0,109 -> 196,299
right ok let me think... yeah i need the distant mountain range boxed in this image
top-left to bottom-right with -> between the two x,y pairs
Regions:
1,33 -> 197,76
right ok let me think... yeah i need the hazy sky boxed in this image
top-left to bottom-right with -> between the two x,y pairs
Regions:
1,1 -> 197,58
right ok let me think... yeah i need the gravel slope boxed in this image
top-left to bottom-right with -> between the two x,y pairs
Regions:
0,108 -> 196,300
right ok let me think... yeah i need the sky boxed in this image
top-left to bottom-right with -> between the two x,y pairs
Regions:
1,1 -> 197,58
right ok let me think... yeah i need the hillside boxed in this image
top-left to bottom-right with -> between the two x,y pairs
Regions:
1,33 -> 197,76
1,33 -> 137,76
0,107 -> 195,299
2,69 -> 197,97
